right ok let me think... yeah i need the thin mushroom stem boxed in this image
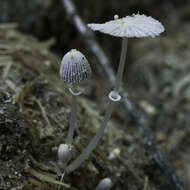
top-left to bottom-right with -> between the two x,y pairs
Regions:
115,37 -> 128,92
66,101 -> 115,174
66,85 -> 80,145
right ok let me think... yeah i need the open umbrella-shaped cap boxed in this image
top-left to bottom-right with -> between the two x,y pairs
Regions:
88,14 -> 164,38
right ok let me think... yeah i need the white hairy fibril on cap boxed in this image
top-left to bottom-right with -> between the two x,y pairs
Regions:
95,178 -> 112,190
60,49 -> 92,83
88,13 -> 164,38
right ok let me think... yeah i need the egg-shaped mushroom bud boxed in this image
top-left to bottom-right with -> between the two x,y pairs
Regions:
95,178 -> 112,190
58,144 -> 72,165
59,49 -> 92,163
60,49 -> 91,84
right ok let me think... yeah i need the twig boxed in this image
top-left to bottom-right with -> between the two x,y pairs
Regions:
61,0 -> 185,189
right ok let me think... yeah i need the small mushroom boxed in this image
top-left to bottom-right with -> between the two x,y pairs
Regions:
58,144 -> 72,166
95,178 -> 112,190
59,49 -> 91,163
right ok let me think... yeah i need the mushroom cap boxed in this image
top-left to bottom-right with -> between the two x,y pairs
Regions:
88,14 -> 164,38
60,49 -> 92,83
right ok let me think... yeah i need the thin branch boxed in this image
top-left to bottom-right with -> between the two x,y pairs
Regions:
61,0 -> 185,189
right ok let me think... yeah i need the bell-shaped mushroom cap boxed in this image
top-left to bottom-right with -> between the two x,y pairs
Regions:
60,49 -> 92,83
88,14 -> 164,38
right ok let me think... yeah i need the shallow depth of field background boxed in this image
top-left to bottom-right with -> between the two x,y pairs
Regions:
0,0 -> 190,190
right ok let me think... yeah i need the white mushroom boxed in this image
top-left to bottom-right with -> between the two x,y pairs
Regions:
95,178 -> 112,190
88,13 -> 164,91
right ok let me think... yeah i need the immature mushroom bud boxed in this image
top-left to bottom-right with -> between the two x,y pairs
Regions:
58,144 -> 72,164
60,49 -> 91,83
95,178 -> 112,190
